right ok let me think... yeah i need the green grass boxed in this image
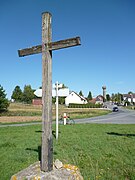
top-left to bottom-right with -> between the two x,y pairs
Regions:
67,110 -> 110,119
0,124 -> 135,179
124,106 -> 135,110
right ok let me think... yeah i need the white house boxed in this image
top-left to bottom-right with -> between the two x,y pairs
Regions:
95,95 -> 104,104
65,91 -> 87,106
33,87 -> 69,105
123,94 -> 135,103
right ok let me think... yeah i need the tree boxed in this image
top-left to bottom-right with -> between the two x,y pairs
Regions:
62,84 -> 68,88
87,91 -> 92,100
0,85 -> 9,112
79,90 -> 84,97
111,93 -> 123,104
111,93 -> 115,102
59,97 -> 65,104
11,86 -> 23,102
22,85 -> 34,104
128,91 -> 133,94
106,94 -> 111,101
117,93 -> 122,104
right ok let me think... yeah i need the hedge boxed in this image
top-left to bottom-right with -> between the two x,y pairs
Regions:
68,103 -> 102,108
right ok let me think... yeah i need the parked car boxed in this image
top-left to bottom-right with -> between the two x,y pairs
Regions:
113,107 -> 119,112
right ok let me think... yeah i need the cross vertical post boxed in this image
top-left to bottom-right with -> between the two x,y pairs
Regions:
18,11 -> 81,173
41,12 -> 53,172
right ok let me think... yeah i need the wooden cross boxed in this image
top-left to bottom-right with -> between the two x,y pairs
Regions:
18,12 -> 81,172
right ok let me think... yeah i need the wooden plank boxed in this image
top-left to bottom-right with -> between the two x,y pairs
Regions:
52,36 -> 81,50
18,37 -> 81,57
41,12 -> 53,172
18,45 -> 42,57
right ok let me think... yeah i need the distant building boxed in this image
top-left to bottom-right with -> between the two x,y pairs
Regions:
32,99 -> 42,105
88,98 -> 96,104
123,93 -> 135,104
88,95 -> 104,105
65,91 -> 87,106
32,87 -> 70,105
95,95 -> 104,104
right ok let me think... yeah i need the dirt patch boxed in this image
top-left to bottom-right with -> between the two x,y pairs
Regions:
0,116 -> 41,123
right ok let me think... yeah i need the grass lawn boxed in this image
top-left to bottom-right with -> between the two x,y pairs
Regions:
0,124 -> 135,180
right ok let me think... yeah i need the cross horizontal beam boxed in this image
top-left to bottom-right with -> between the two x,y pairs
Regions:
18,37 -> 81,57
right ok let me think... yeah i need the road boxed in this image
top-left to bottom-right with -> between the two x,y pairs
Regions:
0,107 -> 135,128
75,107 -> 135,124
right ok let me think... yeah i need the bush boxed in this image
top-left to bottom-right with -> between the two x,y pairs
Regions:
68,103 -> 102,108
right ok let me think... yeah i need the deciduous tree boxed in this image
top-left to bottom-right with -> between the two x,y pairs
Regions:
22,85 -> 34,104
11,86 -> 23,102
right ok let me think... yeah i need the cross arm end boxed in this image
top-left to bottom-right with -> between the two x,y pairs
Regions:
76,37 -> 81,45
18,50 -> 24,57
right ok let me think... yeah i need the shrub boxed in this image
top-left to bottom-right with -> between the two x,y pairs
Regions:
68,103 -> 102,108
0,85 -> 9,112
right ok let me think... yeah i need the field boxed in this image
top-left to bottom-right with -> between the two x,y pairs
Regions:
0,124 -> 135,179
0,103 -> 110,123
0,103 -> 134,179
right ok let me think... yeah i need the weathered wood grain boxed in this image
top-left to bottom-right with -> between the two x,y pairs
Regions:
18,37 -> 81,57
41,12 -> 53,172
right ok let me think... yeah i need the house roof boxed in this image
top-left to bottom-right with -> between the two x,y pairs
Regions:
123,94 -> 135,98
96,95 -> 104,101
89,98 -> 96,103
69,91 -> 87,101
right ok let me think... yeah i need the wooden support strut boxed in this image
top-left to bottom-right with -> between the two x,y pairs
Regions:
18,37 -> 81,57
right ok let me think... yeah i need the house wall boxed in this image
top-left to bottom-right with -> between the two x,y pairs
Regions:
124,97 -> 135,103
32,99 -> 42,105
65,92 -> 86,106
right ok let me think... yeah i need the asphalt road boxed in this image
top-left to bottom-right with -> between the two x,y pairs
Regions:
75,107 -> 135,124
0,107 -> 135,128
